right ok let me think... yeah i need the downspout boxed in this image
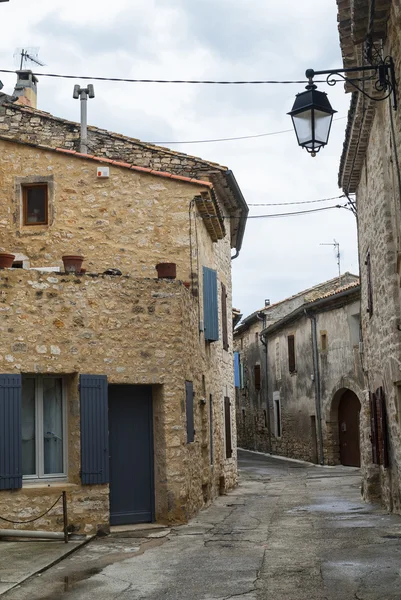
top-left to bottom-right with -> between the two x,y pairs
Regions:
306,310 -> 324,465
231,250 -> 239,260
258,313 -> 272,454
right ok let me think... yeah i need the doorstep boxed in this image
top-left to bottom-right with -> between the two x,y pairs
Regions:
0,536 -> 91,596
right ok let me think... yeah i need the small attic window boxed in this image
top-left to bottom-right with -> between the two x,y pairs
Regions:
22,184 -> 48,226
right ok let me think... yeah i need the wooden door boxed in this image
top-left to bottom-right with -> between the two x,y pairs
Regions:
338,390 -> 361,467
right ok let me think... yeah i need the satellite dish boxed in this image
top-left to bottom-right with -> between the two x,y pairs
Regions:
13,48 -> 46,71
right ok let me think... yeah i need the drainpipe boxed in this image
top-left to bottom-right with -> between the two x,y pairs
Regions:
258,313 -> 272,454
0,529 -> 67,540
306,311 -> 324,465
231,250 -> 239,260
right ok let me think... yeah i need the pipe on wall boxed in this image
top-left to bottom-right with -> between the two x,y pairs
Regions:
306,311 -> 324,465
258,313 -> 272,454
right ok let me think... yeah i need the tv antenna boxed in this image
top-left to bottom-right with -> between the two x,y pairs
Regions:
13,48 -> 45,71
320,239 -> 341,282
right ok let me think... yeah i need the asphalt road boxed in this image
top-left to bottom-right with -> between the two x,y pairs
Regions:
5,450 -> 401,600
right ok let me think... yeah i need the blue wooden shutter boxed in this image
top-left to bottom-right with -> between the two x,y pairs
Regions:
234,352 -> 240,387
0,375 -> 22,490
186,381 -> 195,443
203,267 -> 219,341
80,375 -> 109,485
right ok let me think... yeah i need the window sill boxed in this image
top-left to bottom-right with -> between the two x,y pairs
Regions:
22,480 -> 76,490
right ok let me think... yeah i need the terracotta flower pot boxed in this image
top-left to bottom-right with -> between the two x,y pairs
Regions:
156,262 -> 176,279
183,281 -> 191,289
0,253 -> 15,269
62,255 -> 84,274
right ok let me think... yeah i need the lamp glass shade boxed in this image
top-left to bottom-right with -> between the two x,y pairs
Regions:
314,109 -> 333,145
288,87 -> 336,154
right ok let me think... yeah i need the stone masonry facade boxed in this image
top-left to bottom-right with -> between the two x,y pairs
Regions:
0,138 -> 238,533
337,0 -> 401,512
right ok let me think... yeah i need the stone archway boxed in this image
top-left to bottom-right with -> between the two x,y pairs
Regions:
327,387 -> 361,467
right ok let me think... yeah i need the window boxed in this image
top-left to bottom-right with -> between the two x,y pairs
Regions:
22,184 -> 48,226
255,332 -> 259,345
22,375 -> 66,479
365,250 -> 373,317
263,409 -> 268,428
288,334 -> 296,373
273,392 -> 281,438
185,381 -> 195,443
224,396 -> 232,458
254,364 -> 261,390
320,331 -> 328,352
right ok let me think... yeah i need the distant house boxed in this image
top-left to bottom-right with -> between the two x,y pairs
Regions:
0,72 -> 248,534
234,275 -> 363,465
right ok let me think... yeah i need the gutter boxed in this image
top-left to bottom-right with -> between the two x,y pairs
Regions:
225,170 -> 249,256
257,312 -> 272,454
306,311 -> 324,465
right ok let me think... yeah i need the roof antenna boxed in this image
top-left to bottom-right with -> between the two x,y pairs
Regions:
14,48 -> 45,71
73,84 -> 95,154
320,239 -> 341,284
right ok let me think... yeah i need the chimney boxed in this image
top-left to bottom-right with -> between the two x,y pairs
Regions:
265,299 -> 270,307
14,70 -> 38,108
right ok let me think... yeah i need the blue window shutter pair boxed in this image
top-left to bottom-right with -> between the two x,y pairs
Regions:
203,266 -> 219,342
0,374 -> 109,490
80,375 -> 109,485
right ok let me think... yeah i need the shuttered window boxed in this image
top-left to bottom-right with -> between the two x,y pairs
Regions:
254,364 -> 261,390
203,267 -> 219,342
288,335 -> 296,373
80,375 -> 109,485
224,397 -> 232,458
221,282 -> 229,350
370,387 -> 389,467
186,381 -> 195,443
0,375 -> 22,490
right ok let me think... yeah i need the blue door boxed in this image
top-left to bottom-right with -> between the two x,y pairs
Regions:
108,385 -> 154,525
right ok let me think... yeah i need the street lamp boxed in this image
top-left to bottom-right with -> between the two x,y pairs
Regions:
289,57 -> 397,157
288,73 -> 336,157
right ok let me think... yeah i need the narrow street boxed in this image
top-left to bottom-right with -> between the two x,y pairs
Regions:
5,450 -> 401,600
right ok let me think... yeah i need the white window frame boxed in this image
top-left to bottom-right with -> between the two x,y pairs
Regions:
22,375 -> 67,481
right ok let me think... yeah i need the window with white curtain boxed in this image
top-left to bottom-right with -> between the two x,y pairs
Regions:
22,376 -> 66,479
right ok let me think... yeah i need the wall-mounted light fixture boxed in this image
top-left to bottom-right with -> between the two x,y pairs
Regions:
289,57 -> 396,157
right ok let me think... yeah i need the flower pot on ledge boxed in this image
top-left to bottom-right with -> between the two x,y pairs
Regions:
0,253 -> 15,269
156,262 -> 176,279
62,255 -> 84,274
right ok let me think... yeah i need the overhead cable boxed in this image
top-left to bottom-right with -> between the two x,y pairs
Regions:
212,204 -> 348,219
248,195 -> 345,207
0,68 -> 338,85
149,117 -> 347,145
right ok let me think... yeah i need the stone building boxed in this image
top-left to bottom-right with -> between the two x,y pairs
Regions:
336,0 -> 401,511
234,274 -> 363,465
0,74 -> 248,534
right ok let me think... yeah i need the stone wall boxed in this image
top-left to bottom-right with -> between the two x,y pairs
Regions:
0,103 -> 225,178
0,139 -> 237,532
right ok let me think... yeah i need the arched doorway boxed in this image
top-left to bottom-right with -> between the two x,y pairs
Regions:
338,390 -> 361,467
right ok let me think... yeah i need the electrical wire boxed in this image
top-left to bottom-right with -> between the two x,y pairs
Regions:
0,68 -> 334,85
148,117 -> 347,145
248,195 -> 345,207
206,204 -> 348,219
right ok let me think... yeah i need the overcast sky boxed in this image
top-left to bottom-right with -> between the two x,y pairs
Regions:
0,0 -> 357,318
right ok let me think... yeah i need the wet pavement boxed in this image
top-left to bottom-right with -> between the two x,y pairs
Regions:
4,450 -> 401,599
